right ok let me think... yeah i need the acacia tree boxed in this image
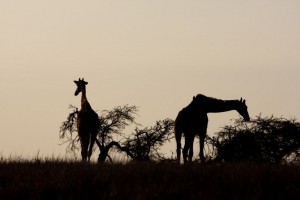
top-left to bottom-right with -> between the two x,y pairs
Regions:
59,105 -> 175,162
59,105 -> 138,161
96,105 -> 138,162
122,119 -> 174,161
207,115 -> 300,163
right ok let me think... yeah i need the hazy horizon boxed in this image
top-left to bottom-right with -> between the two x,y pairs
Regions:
1,1 -> 300,160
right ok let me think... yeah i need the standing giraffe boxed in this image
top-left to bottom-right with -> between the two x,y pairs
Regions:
175,94 -> 250,163
74,78 -> 100,162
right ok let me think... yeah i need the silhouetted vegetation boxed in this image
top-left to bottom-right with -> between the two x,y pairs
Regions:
59,105 -> 174,162
61,105 -> 300,164
95,105 -> 138,162
208,115 -> 300,163
59,105 -> 79,154
123,119 -> 174,161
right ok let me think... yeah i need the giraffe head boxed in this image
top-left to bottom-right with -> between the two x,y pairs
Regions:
236,98 -> 250,122
74,78 -> 88,96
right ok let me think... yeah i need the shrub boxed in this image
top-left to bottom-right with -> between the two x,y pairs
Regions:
207,115 -> 300,163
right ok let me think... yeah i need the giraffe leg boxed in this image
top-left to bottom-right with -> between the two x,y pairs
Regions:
176,142 -> 181,164
182,148 -> 188,164
183,133 -> 193,163
80,133 -> 89,162
188,135 -> 195,162
199,129 -> 207,163
199,115 -> 208,163
87,132 -> 97,162
175,129 -> 182,164
182,137 -> 189,164
199,134 -> 205,163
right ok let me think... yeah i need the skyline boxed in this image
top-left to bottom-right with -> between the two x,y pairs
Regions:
1,1 -> 300,159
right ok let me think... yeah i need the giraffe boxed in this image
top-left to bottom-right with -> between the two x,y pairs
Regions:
175,94 -> 250,163
74,78 -> 100,162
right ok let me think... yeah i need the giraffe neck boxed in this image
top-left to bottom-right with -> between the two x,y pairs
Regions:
80,86 -> 91,111
81,87 -> 87,103
206,100 -> 239,113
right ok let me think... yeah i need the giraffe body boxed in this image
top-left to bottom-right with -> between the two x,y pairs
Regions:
175,94 -> 250,163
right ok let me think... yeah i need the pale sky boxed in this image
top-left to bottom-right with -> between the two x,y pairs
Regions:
1,1 -> 300,159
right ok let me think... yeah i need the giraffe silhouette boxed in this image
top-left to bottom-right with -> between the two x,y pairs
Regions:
74,78 -> 100,162
175,94 -> 250,163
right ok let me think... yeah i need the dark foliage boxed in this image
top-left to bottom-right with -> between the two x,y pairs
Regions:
59,105 -> 174,162
96,105 -> 138,162
207,115 -> 300,163
59,105 -> 138,161
123,119 -> 174,161
59,105 -> 80,154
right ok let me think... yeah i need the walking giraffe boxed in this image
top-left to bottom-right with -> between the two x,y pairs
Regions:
175,94 -> 250,163
74,78 -> 100,162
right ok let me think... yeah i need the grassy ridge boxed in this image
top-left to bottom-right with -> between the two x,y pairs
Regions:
0,161 -> 300,199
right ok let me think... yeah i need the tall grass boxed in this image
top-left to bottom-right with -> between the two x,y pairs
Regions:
0,159 -> 300,199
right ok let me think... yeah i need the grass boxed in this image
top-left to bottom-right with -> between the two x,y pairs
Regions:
0,159 -> 300,200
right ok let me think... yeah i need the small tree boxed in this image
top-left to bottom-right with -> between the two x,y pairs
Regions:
59,105 -> 138,161
207,115 -> 300,163
123,119 -> 175,161
96,105 -> 138,162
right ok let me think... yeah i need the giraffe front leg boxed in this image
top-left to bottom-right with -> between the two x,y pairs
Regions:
87,132 -> 97,162
80,133 -> 89,162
